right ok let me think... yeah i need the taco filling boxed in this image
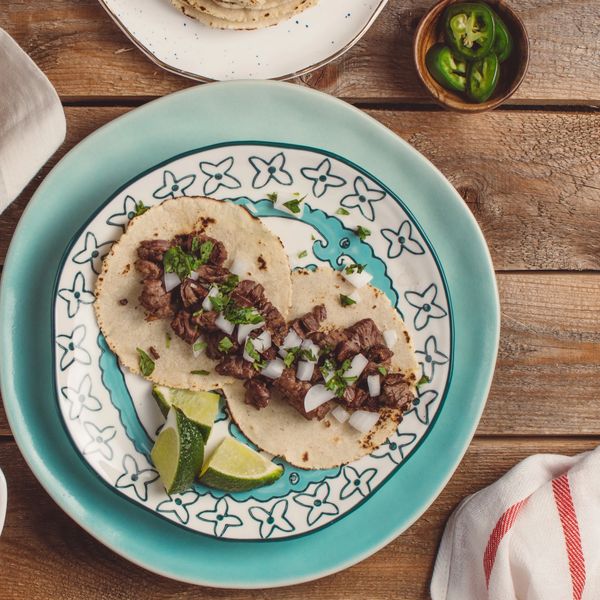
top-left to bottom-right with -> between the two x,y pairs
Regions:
136,232 -> 415,424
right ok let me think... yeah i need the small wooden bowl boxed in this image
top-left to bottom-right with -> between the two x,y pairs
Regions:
414,0 -> 529,112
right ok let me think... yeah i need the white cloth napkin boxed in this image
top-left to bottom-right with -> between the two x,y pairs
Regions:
431,447 -> 600,600
0,28 -> 65,211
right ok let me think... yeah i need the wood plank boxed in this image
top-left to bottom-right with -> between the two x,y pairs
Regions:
1,272 -> 599,437
1,107 -> 599,270
0,437 -> 596,599
1,1 -> 599,103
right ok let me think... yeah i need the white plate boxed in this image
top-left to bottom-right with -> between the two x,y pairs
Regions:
98,0 -> 388,81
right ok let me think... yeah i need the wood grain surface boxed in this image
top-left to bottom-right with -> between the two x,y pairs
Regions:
0,271 -> 598,437
1,0 -> 599,103
1,108 -> 599,270
0,1 -> 599,598
0,438 -> 598,599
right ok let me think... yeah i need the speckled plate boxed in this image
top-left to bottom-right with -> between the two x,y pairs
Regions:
0,81 -> 499,587
97,0 -> 388,81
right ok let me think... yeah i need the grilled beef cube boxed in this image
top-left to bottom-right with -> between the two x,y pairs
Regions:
244,378 -> 271,409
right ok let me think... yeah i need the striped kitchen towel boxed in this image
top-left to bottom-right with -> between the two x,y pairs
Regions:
431,447 -> 600,600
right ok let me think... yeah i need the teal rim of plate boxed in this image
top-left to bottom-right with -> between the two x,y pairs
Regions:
0,80 -> 499,588
50,140 -> 455,543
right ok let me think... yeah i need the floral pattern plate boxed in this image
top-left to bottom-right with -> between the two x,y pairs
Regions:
98,0 -> 388,81
0,81 -> 498,587
54,142 -> 452,540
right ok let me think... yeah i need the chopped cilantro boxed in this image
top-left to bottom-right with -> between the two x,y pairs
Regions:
417,374 -> 430,387
225,304 -> 264,325
165,333 -> 171,349
284,346 -> 301,368
301,348 -> 317,362
245,338 -> 266,370
190,370 -> 210,376
192,340 -> 207,354
339,293 -> 356,307
356,225 -> 371,241
266,192 -> 278,202
218,337 -> 233,353
297,250 -> 308,259
219,274 -> 240,295
134,201 -> 149,217
163,240 -> 213,281
282,195 -> 305,214
336,207 -> 350,216
377,366 -> 388,376
321,358 -> 357,398
199,241 -> 214,264
192,309 -> 203,317
136,348 -> 155,376
344,263 -> 366,275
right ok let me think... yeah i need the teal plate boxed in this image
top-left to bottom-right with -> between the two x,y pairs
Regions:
0,81 -> 499,587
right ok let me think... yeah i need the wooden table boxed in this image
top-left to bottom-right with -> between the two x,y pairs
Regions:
1,1 -> 599,597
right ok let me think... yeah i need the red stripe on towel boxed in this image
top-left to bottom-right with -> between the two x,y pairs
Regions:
552,474 -> 586,600
483,498 -> 528,587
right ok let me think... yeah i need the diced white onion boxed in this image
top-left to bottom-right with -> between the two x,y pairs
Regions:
304,384 -> 336,413
349,290 -> 361,304
202,285 -> 218,310
229,255 -> 251,278
342,268 -> 373,289
344,353 -> 368,379
323,368 -> 335,383
192,341 -> 206,358
281,330 -> 302,349
331,405 -> 350,423
261,358 -> 285,380
163,271 -> 181,292
348,410 -> 380,433
215,313 -> 235,335
367,374 -> 381,397
253,330 -> 272,353
296,360 -> 314,382
237,322 -> 263,344
383,329 -> 398,349
301,339 -> 320,362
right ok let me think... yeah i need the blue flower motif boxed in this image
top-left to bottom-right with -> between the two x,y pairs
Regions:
372,433 -> 417,464
405,284 -> 447,331
294,482 -> 339,526
249,152 -> 292,189
106,195 -> 140,232
82,422 -> 116,460
416,335 -> 449,381
153,170 -> 196,200
300,159 -> 345,198
340,465 -> 376,500
156,490 -> 199,525
60,374 -> 101,420
72,232 -> 112,275
115,455 -> 159,501
58,272 -> 95,318
410,389 -> 439,425
199,157 -> 241,196
340,177 -> 385,221
381,220 -> 425,258
249,499 -> 294,538
56,324 -> 92,370
197,497 -> 242,537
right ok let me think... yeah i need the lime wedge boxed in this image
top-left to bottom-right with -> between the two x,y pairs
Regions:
151,406 -> 204,495
199,437 -> 283,492
152,386 -> 220,442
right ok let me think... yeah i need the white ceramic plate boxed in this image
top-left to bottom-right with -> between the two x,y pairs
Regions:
98,0 -> 388,81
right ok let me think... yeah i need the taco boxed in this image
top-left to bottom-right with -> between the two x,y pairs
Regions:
94,196 -> 292,391
223,267 -> 420,469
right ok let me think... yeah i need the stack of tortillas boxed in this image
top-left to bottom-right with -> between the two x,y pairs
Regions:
171,0 -> 319,30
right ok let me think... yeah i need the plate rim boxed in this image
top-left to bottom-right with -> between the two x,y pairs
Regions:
51,139 -> 455,542
0,80 -> 499,588
96,0 -> 389,82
